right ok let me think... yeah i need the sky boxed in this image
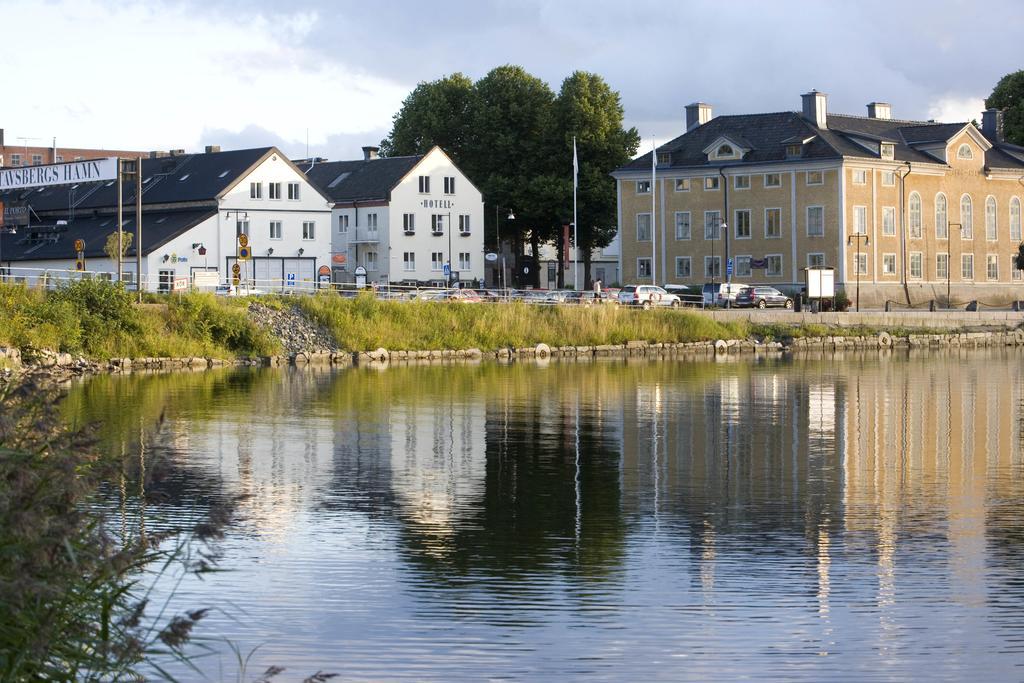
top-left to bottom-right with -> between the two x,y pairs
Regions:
3,0 -> 1022,161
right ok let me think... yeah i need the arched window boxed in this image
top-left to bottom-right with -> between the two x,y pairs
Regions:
957,144 -> 973,160
935,193 -> 948,239
717,144 -> 734,157
909,192 -> 922,239
986,196 -> 997,241
1011,197 -> 1022,242
961,195 -> 974,239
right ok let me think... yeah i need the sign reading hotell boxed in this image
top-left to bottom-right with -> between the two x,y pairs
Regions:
0,157 -> 118,191
421,199 -> 455,209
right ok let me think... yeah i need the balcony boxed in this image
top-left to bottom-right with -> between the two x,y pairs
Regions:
348,229 -> 380,244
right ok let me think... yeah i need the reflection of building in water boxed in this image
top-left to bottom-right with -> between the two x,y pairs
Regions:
388,400 -> 487,534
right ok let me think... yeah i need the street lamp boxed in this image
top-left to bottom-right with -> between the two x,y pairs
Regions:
847,233 -> 869,311
494,205 -> 514,289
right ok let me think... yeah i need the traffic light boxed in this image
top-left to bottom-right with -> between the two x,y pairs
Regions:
1016,243 -> 1024,271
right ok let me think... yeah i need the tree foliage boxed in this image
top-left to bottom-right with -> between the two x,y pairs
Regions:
381,65 -> 639,285
986,70 -> 1024,146
103,230 -> 133,265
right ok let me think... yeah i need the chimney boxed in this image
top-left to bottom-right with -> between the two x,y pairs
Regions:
362,146 -> 380,160
867,102 -> 891,120
685,102 -> 713,132
982,109 -> 1004,143
801,90 -> 828,129
204,145 -> 221,154
169,148 -> 185,156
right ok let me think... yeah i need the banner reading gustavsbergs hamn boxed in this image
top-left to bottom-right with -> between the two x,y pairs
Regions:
0,157 -> 118,191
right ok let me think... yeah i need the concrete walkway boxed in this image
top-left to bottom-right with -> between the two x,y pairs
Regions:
702,309 -> 1024,330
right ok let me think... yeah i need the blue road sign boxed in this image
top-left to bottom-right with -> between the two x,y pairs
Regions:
727,257 -> 734,276
286,273 -> 296,287
443,263 -> 451,277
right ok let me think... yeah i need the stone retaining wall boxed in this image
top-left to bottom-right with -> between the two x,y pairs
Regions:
706,309 -> 1024,330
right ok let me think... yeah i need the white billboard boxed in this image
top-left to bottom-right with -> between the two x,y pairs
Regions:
0,158 -> 119,191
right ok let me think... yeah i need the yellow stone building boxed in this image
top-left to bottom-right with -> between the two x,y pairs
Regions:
612,92 -> 1024,307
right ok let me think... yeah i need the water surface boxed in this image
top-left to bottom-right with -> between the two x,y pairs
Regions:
71,351 -> 1024,681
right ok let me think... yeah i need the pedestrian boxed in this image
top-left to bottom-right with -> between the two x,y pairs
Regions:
594,279 -> 602,297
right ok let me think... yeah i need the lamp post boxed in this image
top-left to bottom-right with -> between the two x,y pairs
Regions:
848,233 -> 869,311
494,205 -> 515,290
446,211 -> 453,288
947,222 -> 962,307
720,220 -> 729,308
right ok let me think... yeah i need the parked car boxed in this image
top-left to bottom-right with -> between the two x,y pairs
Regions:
734,286 -> 794,309
214,284 -> 265,296
664,284 -> 704,308
702,282 -> 747,307
564,291 -> 615,306
618,285 -> 683,309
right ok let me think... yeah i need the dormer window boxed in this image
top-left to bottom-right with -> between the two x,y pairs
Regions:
956,143 -> 973,160
657,152 -> 671,165
717,144 -> 734,157
880,143 -> 895,160
786,144 -> 803,158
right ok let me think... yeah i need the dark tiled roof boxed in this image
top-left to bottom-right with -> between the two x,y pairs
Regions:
0,208 -> 215,261
301,155 -> 422,203
617,110 -> 1024,173
0,147 -> 273,213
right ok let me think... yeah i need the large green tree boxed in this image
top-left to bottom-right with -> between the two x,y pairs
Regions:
553,71 -> 640,287
379,73 -> 476,166
986,70 -> 1024,146
381,66 -> 637,288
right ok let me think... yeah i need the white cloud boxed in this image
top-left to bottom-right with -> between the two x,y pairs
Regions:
1,0 -> 409,154
927,96 -> 987,124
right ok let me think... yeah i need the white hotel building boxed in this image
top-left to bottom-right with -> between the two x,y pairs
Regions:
303,146 -> 485,287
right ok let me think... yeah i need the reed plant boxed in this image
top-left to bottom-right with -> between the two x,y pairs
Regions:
298,293 -> 751,351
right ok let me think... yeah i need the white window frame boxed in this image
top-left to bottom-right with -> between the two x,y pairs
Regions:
855,253 -> 868,275
704,176 -> 720,191
704,211 -> 721,240
365,249 -> 378,271
765,254 -> 783,277
853,205 -> 867,235
881,143 -> 895,160
419,175 -> 430,193
674,178 -> 690,192
444,176 -> 456,194
806,205 -> 824,237
909,252 -> 923,279
250,182 -> 262,199
338,214 -> 349,234
806,170 -> 824,186
985,196 -> 998,241
302,221 -> 315,241
987,254 -> 999,280
908,192 -> 922,239
881,171 -> 896,187
765,208 -> 782,239
403,252 -> 416,272
403,213 -> 415,234
675,256 -> 691,278
1011,197 -> 1022,242
852,169 -> 867,185
882,253 -> 897,275
734,209 -> 751,239
961,253 -> 974,279
459,214 -> 471,235
935,193 -> 948,240
269,220 -> 282,240
764,173 -> 781,188
636,213 -> 652,242
674,211 -> 691,240
882,206 -> 896,236
268,182 -> 281,200
431,214 -> 444,235
734,255 -> 752,278
367,213 -> 379,232
287,182 -> 301,200
807,253 -> 825,268
637,257 -> 652,279
458,252 -> 471,270
961,195 -> 974,240
957,143 -> 974,160
734,175 -> 750,190
431,252 -> 444,271
936,253 -> 949,280
704,256 -> 721,279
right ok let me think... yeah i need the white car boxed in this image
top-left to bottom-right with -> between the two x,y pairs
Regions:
618,285 -> 683,309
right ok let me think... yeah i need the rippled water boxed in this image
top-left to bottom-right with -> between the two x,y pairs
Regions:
69,350 -> 1024,681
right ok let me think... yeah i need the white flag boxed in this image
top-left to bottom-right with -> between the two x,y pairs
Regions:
573,137 -> 578,188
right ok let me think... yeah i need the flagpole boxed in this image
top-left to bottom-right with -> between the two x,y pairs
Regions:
651,137 -> 657,286
573,137 -> 579,291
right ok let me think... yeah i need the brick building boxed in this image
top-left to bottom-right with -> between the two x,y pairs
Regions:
0,128 -> 144,168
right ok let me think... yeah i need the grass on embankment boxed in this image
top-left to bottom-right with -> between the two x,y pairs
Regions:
298,292 -> 753,351
0,281 -> 279,359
